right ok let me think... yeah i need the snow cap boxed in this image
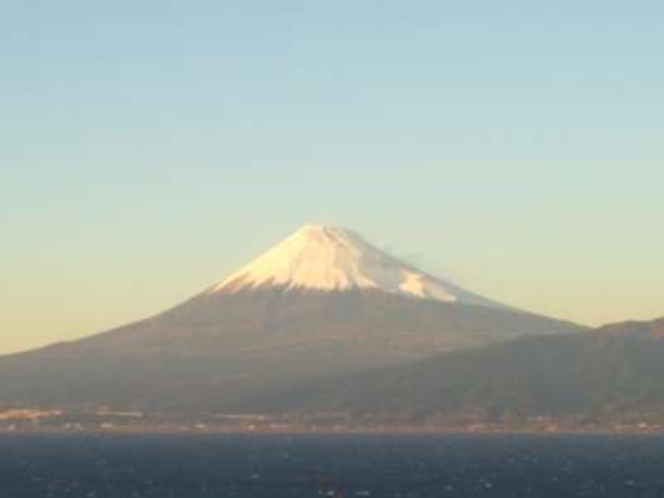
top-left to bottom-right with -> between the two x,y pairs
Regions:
210,224 -> 509,310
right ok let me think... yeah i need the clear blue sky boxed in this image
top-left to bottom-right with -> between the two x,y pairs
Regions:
2,1 -> 663,353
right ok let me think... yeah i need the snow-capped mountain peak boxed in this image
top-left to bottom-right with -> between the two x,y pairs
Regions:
210,224 -> 509,310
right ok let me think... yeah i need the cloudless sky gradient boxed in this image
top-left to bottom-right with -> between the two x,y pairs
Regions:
2,1 -> 663,353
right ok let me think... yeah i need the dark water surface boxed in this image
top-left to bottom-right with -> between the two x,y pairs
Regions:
1,433 -> 664,497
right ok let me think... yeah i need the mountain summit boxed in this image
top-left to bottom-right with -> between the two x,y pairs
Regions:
211,224 -> 508,310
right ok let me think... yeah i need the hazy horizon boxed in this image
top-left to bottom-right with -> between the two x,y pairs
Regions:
2,1 -> 662,354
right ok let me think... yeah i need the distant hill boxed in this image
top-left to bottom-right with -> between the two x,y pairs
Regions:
265,318 -> 664,424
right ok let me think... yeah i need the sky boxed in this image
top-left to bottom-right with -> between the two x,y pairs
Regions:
1,1 -> 662,354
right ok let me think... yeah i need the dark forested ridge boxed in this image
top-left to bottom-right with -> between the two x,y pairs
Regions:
262,318 -> 664,424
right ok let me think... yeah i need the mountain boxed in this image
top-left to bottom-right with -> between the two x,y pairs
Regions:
0,224 -> 583,413
266,318 -> 664,425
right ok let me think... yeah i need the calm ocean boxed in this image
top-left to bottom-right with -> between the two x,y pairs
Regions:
1,433 -> 663,497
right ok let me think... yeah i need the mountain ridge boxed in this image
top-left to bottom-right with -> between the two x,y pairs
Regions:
258,317 -> 664,424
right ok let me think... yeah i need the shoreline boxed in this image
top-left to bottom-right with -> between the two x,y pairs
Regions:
2,424 -> 664,436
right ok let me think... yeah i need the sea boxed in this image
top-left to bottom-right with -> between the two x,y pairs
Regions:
2,433 -> 664,497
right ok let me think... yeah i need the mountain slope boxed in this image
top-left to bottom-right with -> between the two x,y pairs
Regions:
265,318 -> 664,424
0,290 -> 582,412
